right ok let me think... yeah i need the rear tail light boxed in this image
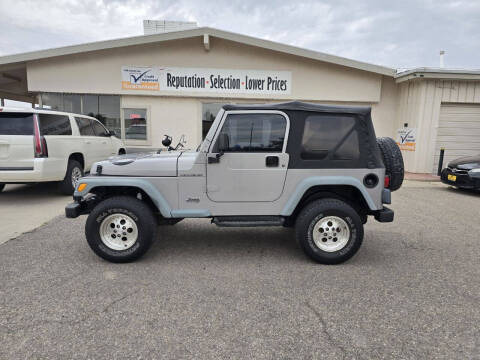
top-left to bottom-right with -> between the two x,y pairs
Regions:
33,114 -> 48,158
384,175 -> 390,188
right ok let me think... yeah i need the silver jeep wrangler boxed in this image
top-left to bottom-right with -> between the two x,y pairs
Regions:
66,102 -> 404,264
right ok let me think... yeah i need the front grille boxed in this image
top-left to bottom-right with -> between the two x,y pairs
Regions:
451,168 -> 469,175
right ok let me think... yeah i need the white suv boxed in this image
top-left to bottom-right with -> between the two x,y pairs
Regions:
0,107 -> 125,194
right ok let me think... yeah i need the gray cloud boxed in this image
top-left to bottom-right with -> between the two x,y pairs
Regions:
0,0 -> 479,69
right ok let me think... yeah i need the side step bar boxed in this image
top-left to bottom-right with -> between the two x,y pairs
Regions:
212,216 -> 284,227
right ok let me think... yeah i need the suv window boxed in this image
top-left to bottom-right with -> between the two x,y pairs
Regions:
75,117 -> 95,136
91,120 -> 109,137
38,114 -> 72,136
301,115 -> 359,160
0,113 -> 33,135
216,113 -> 286,152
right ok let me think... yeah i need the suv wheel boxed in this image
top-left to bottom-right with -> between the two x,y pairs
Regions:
59,160 -> 84,195
295,198 -> 364,264
0,184 -> 5,193
85,196 -> 157,263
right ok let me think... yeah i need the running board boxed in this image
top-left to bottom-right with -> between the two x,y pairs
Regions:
212,216 -> 284,227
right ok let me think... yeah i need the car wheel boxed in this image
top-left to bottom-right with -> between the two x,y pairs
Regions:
0,184 -> 5,193
85,196 -> 157,263
59,160 -> 84,195
295,198 -> 364,264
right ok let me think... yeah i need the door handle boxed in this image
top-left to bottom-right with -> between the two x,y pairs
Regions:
84,140 -> 92,144
266,156 -> 279,167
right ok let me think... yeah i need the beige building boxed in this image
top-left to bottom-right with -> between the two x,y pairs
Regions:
0,27 -> 479,173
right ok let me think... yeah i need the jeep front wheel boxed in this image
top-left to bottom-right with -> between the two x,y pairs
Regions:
85,196 -> 157,263
295,198 -> 364,264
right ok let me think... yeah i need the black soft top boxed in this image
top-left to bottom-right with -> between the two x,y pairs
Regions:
222,101 -> 371,115
222,101 -> 382,170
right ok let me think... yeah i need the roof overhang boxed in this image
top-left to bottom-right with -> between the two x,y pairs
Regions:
0,27 -> 395,76
395,67 -> 480,83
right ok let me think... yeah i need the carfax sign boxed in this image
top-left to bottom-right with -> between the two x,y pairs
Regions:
122,66 -> 292,95
121,66 -> 160,90
396,127 -> 416,151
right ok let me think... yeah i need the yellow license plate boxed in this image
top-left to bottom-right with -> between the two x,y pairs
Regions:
448,174 -> 457,181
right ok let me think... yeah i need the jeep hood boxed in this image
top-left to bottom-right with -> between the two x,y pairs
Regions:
91,151 -> 183,177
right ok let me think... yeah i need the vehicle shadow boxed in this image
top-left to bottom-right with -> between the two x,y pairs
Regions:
142,220 -> 392,266
145,221 -> 306,263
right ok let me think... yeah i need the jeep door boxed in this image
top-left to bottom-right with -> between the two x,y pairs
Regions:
206,111 -> 289,202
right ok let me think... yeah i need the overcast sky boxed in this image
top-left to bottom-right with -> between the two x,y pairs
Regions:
0,0 -> 479,70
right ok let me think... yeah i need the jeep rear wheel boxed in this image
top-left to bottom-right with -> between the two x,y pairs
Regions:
295,198 -> 364,264
85,196 -> 157,263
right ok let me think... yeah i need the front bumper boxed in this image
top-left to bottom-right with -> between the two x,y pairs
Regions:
65,196 -> 97,218
440,168 -> 479,189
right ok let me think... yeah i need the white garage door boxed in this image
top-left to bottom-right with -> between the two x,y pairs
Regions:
433,103 -> 480,173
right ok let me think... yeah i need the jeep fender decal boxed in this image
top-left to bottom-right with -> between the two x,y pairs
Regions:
280,176 -> 378,216
74,177 -> 173,218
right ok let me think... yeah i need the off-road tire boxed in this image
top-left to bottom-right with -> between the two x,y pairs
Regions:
377,137 -> 404,191
0,184 -> 5,193
295,198 -> 364,264
85,196 -> 157,263
59,160 -> 84,195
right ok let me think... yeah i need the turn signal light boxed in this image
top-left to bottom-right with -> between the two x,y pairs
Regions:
77,183 -> 87,192
384,175 -> 390,188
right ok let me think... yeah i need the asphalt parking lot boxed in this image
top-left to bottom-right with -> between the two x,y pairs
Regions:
0,181 -> 479,359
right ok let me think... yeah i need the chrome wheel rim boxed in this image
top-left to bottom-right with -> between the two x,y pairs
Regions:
99,214 -> 138,250
71,167 -> 83,188
312,216 -> 350,252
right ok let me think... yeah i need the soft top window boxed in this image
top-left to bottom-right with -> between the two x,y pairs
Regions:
215,113 -> 286,152
301,115 -> 359,160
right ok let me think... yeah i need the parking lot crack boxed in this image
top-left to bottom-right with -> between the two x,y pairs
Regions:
101,289 -> 143,314
305,301 -> 348,359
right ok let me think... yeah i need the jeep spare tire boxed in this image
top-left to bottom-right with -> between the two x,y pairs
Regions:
376,137 -> 404,191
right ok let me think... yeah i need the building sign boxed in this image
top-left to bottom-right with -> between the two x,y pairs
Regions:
121,66 -> 292,95
396,127 -> 416,151
121,66 -> 160,90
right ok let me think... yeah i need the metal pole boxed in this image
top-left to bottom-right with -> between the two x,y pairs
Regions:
437,148 -> 445,176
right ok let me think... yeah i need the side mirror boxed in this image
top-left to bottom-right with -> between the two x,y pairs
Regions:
217,133 -> 229,153
108,130 -> 116,137
208,134 -> 229,164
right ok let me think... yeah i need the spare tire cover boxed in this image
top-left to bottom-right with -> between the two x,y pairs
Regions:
376,137 -> 404,191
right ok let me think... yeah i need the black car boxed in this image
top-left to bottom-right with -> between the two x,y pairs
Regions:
441,154 -> 480,189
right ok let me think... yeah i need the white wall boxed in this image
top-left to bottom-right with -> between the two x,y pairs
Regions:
396,79 -> 480,173
121,96 -> 201,149
27,37 -> 383,103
